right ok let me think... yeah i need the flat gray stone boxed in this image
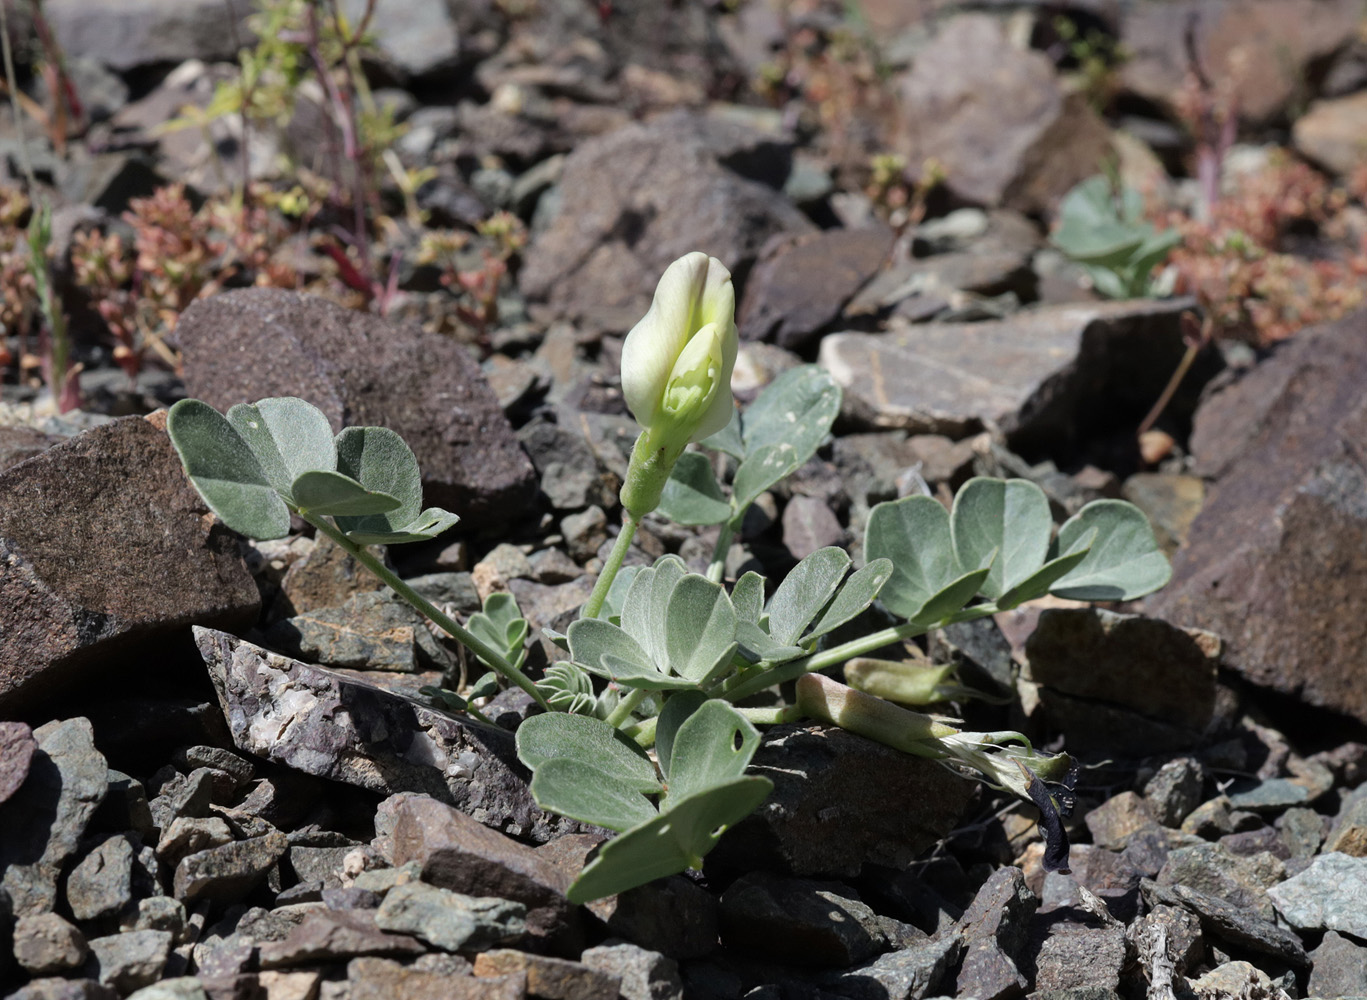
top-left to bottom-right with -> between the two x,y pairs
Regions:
45,0 -> 251,71
86,929 -> 172,994
1268,851 -> 1367,938
818,934 -> 961,1000
0,718 -> 109,917
173,831 -> 288,903
14,913 -> 88,976
581,942 -> 684,1000
373,881 -> 525,952
819,300 -> 1194,451
195,628 -> 573,843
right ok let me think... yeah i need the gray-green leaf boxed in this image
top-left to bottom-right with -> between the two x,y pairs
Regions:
515,712 -> 659,793
865,495 -> 962,622
227,397 -> 336,498
657,452 -> 731,526
167,399 -> 291,540
950,478 -> 1052,600
1050,500 -> 1171,601
290,470 -> 402,516
765,547 -> 851,647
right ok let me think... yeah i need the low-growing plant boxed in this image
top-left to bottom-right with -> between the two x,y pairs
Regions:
168,252 -> 1172,903
1051,174 -> 1180,300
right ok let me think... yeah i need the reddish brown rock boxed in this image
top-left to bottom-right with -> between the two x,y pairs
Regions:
738,228 -> 894,350
895,14 -> 1112,213
1121,0 -> 1361,124
1150,313 -> 1367,725
0,722 -> 36,806
175,288 -> 536,531
0,418 -> 259,712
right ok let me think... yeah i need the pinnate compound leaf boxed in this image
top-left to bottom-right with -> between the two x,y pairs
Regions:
665,700 -> 762,804
515,712 -> 659,793
566,776 -> 773,903
167,399 -> 291,540
658,451 -> 731,525
227,397 -> 336,498
530,758 -> 659,832
951,478 -> 1052,600
741,366 -> 842,464
332,425 -> 423,538
865,495 -> 962,622
1050,500 -> 1171,601
804,558 -> 893,643
290,470 -> 402,516
765,547 -> 851,647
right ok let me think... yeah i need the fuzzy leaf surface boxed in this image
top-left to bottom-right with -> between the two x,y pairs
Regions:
227,397 -> 336,498
765,547 -> 851,647
290,470 -> 402,516
865,495 -> 962,622
1050,501 -> 1171,601
951,478 -> 1052,600
658,451 -> 731,525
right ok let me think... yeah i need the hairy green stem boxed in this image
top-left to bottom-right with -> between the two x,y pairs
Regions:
735,705 -> 802,726
582,510 -> 640,620
623,715 -> 658,748
305,513 -> 552,712
705,520 -> 734,583
604,687 -> 648,728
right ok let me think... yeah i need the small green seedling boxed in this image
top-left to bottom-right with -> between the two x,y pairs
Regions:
1052,174 -> 1180,299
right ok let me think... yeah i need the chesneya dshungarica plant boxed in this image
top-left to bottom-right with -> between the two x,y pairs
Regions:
167,253 -> 1170,904
164,395 -> 551,712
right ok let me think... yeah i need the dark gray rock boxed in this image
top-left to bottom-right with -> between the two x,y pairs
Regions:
1150,313 -> 1367,726
0,718 -> 109,918
9,979 -> 119,1000
345,954 -> 525,999
1308,929 -> 1367,997
176,288 -> 536,531
1025,609 -> 1220,753
196,628 -> 573,842
820,300 -> 1196,453
1140,879 -> 1307,967
581,941 -> 684,1000
818,934 -> 961,1000
519,113 -> 815,333
14,913 -> 89,976
708,725 -> 975,880
68,835 -> 137,922
373,881 -> 525,952
172,747 -> 254,793
173,831 -> 288,903
149,767 -> 216,833
404,572 -> 482,613
1143,758 -> 1206,828
1277,807 -> 1326,859
86,929 -> 172,994
338,0 -> 459,79
0,426 -> 60,471
388,794 -> 578,951
1267,851 -> 1367,939
0,418 -> 259,712
1156,844 -> 1283,921
265,590 -> 454,673
579,874 -> 719,961
156,817 -> 234,873
1028,923 -> 1126,993
953,867 -> 1036,1000
737,227 -> 895,350
781,496 -> 846,562
258,910 -> 427,968
1085,793 -> 1163,852
719,872 -> 911,968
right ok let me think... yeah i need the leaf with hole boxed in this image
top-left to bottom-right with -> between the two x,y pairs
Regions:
167,399 -> 291,540
731,442 -> 801,514
664,700 -> 762,804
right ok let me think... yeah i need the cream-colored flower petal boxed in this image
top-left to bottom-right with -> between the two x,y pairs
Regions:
620,252 -> 710,426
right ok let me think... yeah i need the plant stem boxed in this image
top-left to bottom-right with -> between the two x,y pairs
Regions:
1137,338 -> 1200,439
622,715 -> 658,748
735,705 -> 802,726
718,603 -> 1001,704
705,520 -> 734,583
582,510 -> 640,619
305,513 -> 553,712
0,0 -> 35,192
604,687 -> 648,728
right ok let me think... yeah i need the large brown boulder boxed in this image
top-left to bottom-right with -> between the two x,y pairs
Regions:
175,288 -> 536,531
1148,312 -> 1367,723
0,417 -> 259,713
